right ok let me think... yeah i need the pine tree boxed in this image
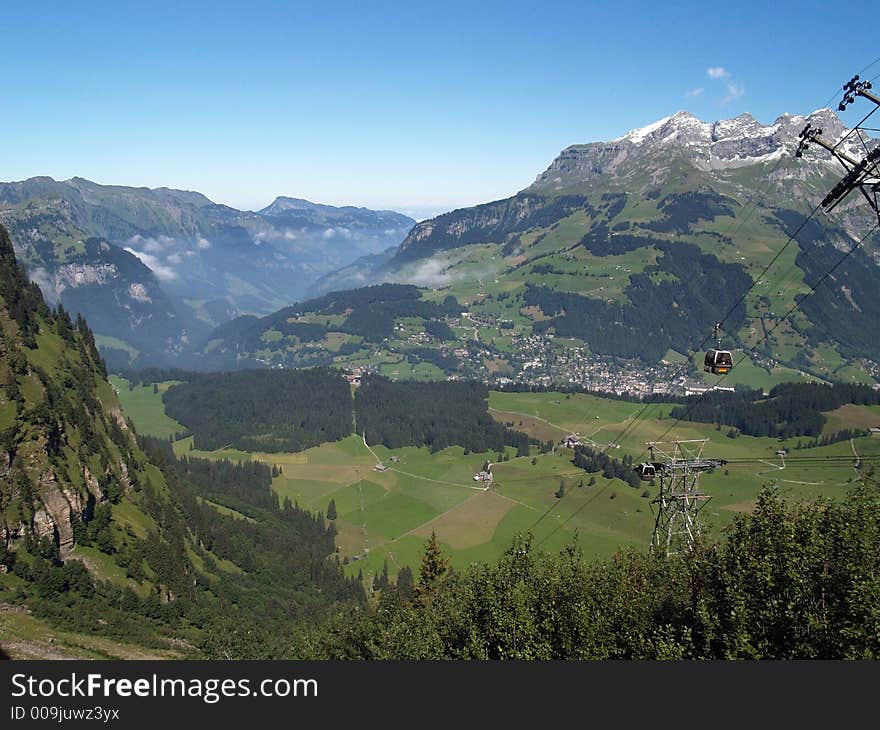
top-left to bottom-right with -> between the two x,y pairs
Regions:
415,531 -> 449,602
327,498 -> 337,520
396,566 -> 414,601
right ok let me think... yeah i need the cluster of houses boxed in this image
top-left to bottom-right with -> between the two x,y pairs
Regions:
473,461 -> 494,483
561,434 -> 583,449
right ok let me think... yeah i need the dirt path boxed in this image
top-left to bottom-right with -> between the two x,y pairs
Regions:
489,407 -> 568,434
362,432 -> 486,492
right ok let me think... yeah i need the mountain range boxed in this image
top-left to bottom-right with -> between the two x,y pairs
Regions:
200,109 -> 880,386
0,177 -> 415,367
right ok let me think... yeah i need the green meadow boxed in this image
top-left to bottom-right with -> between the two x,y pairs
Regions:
118,380 -> 878,587
110,376 -> 186,438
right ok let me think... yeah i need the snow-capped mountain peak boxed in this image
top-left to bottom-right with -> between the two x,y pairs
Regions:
529,108 -> 871,192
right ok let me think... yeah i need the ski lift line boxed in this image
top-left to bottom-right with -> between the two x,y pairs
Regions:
534,483 -> 611,549
537,452 -> 880,548
523,69 -> 880,541
722,455 -> 880,465
538,200 -> 872,535
594,198 -> 829,464
573,64 -> 879,462
716,201 -> 825,331
640,221 -> 880,459
636,222 -> 880,463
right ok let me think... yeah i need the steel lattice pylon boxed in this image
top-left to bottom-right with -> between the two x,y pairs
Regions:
647,440 -> 725,556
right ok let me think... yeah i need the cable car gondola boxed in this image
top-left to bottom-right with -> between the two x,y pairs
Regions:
704,349 -> 733,375
704,323 -> 733,375
636,462 -> 659,481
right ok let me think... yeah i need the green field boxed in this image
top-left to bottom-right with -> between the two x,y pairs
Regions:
110,377 -> 186,438
117,380 -> 878,588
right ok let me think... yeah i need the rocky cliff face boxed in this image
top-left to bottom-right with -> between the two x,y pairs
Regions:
0,223 -> 141,558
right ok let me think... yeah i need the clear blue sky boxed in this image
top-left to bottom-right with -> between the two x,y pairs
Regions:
1,1 -> 876,218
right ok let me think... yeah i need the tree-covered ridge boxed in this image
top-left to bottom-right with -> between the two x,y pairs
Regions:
0,222 -> 50,348
392,194 -> 597,264
354,375 -> 530,453
312,485 -> 880,659
202,283 -> 462,369
525,241 -> 751,362
139,438 -> 364,612
572,444 -> 641,489
162,368 -> 354,453
669,382 -> 880,438
4,432 -> 365,659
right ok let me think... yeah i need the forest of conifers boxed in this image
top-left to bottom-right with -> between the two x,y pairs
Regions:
669,382 -> 880,438
161,371 -> 532,455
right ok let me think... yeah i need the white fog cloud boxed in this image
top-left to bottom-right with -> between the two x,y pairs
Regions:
124,247 -> 178,281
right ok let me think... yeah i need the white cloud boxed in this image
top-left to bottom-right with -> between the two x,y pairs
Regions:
196,236 -> 211,250
405,256 -> 452,287
396,253 -> 502,289
721,82 -> 745,105
125,234 -> 175,253
166,252 -> 183,264
322,226 -> 354,240
29,267 -> 57,301
685,87 -> 704,98
707,66 -> 730,79
124,247 -> 178,281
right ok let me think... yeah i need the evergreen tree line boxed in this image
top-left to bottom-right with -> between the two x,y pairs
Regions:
525,241 -> 751,362
127,367 -> 537,457
0,224 -> 50,348
571,444 -> 641,489
354,375 -> 531,454
669,382 -> 880,439
113,367 -> 197,387
309,485 -> 880,659
494,381 -> 684,404
641,190 -> 738,234
144,441 -> 278,514
138,436 -> 364,613
162,368 -> 354,452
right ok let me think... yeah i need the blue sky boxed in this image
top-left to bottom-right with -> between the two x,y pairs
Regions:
1,1 -> 877,217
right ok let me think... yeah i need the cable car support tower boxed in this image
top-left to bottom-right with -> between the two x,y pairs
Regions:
796,75 -> 880,225
647,440 -> 726,555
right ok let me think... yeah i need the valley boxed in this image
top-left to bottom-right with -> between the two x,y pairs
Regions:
3,81 -> 880,662
114,375 -> 880,588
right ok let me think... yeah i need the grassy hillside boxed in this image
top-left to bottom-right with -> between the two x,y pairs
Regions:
0,223 -> 365,660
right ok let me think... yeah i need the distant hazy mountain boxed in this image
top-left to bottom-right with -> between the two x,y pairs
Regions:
0,177 -> 415,365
